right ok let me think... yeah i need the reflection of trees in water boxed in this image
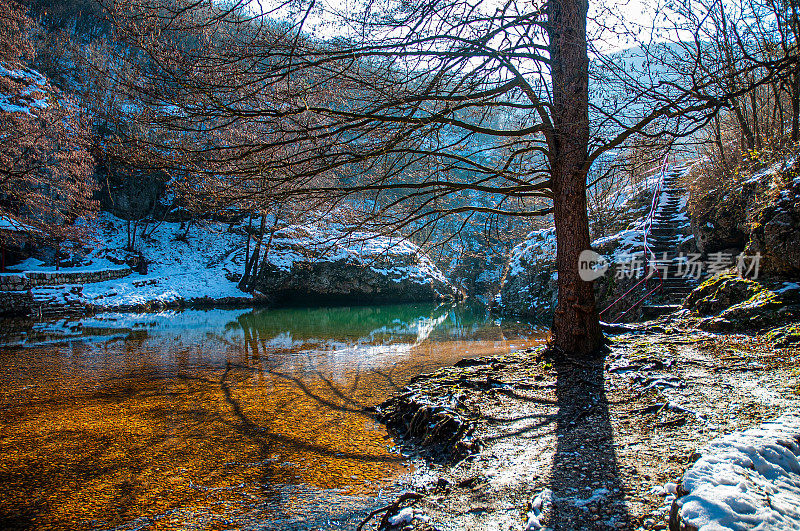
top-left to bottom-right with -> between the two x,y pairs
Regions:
207,303 -> 528,486
34,302 -> 544,353
232,301 -> 545,354
222,302 -> 548,433
234,303 -> 449,344
0,304 -> 547,529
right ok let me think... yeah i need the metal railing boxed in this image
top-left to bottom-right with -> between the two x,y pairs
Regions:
599,155 -> 671,323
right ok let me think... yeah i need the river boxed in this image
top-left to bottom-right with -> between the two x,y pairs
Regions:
0,303 -> 545,530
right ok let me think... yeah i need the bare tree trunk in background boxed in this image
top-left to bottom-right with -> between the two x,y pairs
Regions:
252,210 -> 282,290
252,205 -> 283,288
243,214 -> 253,272
131,219 -> 138,250
713,113 -> 728,170
732,99 -> 756,149
749,89 -> 762,149
790,1 -> 800,144
771,82 -> 784,142
792,66 -> 800,143
239,215 -> 266,291
547,0 -> 603,357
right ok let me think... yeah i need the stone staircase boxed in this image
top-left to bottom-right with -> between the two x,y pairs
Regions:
31,286 -> 87,318
643,167 -> 698,309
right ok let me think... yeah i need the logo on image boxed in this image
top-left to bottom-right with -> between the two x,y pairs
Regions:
578,250 -> 610,281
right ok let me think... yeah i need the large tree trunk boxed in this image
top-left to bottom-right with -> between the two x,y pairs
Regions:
792,68 -> 800,143
547,0 -> 604,357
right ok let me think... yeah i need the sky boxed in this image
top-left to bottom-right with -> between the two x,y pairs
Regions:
246,0 -> 681,55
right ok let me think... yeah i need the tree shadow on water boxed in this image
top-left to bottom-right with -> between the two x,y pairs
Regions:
549,355 -> 630,529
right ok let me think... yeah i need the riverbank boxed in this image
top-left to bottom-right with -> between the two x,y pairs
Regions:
0,213 -> 457,319
370,314 -> 800,530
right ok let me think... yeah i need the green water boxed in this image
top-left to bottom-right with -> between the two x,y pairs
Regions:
0,303 -> 545,530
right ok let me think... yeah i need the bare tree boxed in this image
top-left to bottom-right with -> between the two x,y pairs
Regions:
93,0 -> 797,356
0,0 -> 96,257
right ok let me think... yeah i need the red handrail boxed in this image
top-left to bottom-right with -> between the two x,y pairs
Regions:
599,155 -> 671,323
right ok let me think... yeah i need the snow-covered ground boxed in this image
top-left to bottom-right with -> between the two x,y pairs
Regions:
506,227 -> 557,277
672,412 -> 800,530
10,213 -> 451,311
0,63 -> 49,115
8,214 -> 252,309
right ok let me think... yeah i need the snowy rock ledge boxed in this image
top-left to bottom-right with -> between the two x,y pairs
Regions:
253,224 -> 459,304
669,412 -> 800,531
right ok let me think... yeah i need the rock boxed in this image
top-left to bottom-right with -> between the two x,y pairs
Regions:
682,274 -> 763,316
253,225 -> 458,304
375,392 -> 474,462
494,227 -> 674,324
682,274 -> 800,332
494,178 -> 697,322
492,227 -> 558,322
691,200 -> 748,255
746,173 -> 800,275
762,323 -> 800,348
691,155 -> 800,275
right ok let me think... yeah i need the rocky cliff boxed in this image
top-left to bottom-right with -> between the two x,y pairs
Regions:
252,225 -> 459,304
691,154 -> 800,276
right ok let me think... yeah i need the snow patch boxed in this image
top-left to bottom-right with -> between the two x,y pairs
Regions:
525,488 -> 554,530
387,507 -> 429,526
674,412 -> 800,531
13,213 -> 449,311
0,63 -> 49,115
506,228 -> 557,278
0,215 -> 41,233
777,282 -> 800,295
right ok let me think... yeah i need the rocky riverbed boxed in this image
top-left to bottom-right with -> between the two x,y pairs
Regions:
367,314 -> 800,530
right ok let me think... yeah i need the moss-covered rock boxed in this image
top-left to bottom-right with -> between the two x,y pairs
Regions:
682,274 -> 765,316
683,274 -> 800,332
702,289 -> 798,331
763,323 -> 800,348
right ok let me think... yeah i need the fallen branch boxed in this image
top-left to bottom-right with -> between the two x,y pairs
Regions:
356,492 -> 423,531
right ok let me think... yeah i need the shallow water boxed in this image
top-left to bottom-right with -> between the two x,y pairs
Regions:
0,303 -> 545,530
